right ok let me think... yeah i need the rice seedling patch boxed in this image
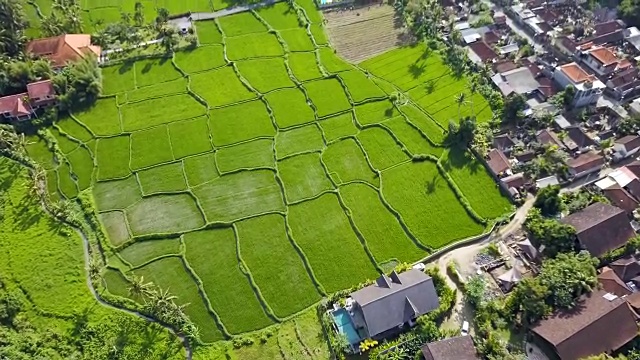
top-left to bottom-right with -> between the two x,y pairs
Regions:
130,126 -> 174,170
338,70 -> 385,103
103,268 -> 132,298
46,170 -> 61,202
381,161 -> 484,248
399,103 -> 444,144
51,128 -> 79,154
98,211 -> 131,246
67,146 -> 94,190
322,138 -> 378,186
209,100 -> 276,146
236,58 -> 295,93
183,228 -> 275,333
296,0 -> 322,23
278,153 -> 334,202
57,116 -> 94,142
183,152 -> 219,187
287,193 -> 378,292
74,97 -> 122,136
101,63 -> 136,95
121,94 -> 206,131
354,100 -> 400,125
225,33 -> 284,60
288,52 -> 323,81
216,139 -> 274,173
93,176 -> 142,211
57,162 -> 79,199
174,45 -> 226,74
304,78 -> 350,118
318,47 -> 352,73
441,147 -> 511,219
255,2 -> 300,30
280,28 -> 315,52
25,137 -> 55,170
382,116 -> 442,157
137,162 -> 188,195
192,169 -> 284,222
265,88 -> 315,128
340,183 -> 425,263
236,214 -> 321,317
218,12 -> 267,37
275,124 -> 324,159
319,112 -> 359,142
133,257 -> 224,342
126,193 -> 205,235
125,77 -> 188,103
119,238 -> 181,267
310,24 -> 328,45
357,127 -> 409,171
190,67 -> 256,107
134,57 -> 182,87
168,116 -> 213,159
96,136 -> 131,181
195,20 -> 223,44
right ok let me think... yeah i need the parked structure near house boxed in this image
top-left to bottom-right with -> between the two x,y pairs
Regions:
560,202 -> 635,257
26,34 -> 101,68
530,290 -> 638,360
614,135 -> 640,159
421,335 -> 480,360
0,80 -> 56,122
551,62 -> 605,107
349,270 -> 439,340
566,151 -> 605,179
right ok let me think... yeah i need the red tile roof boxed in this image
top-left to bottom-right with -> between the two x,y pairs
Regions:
559,62 -> 597,84
486,149 -> 510,175
422,336 -> 479,360
616,135 -> 640,152
468,41 -> 498,62
0,93 -> 29,117
588,47 -> 619,66
531,290 -> 639,360
26,80 -> 55,100
26,34 -> 101,68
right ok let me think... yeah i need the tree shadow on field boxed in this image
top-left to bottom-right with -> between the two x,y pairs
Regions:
442,146 -> 482,175
140,57 -> 170,74
425,174 -> 440,194
409,62 -> 426,79
13,194 -> 42,231
118,61 -> 134,75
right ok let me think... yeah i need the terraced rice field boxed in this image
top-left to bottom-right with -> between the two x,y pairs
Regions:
25,0 -> 511,344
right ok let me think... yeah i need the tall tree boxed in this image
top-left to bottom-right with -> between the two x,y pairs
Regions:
538,252 -> 598,308
533,185 -> 562,216
0,0 -> 29,57
134,2 -> 145,27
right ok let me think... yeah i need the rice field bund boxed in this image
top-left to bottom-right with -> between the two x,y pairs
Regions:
26,0 -> 512,343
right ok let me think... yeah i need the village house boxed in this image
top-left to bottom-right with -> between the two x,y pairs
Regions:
598,266 -> 633,296
596,166 -> 640,212
613,135 -> 640,159
0,80 -> 57,122
26,34 -> 101,68
566,151 -> 605,179
560,202 -> 635,257
421,335 -> 480,360
346,270 -> 439,342
576,44 -> 631,77
551,63 -> 605,107
485,149 -> 511,177
531,290 -> 638,360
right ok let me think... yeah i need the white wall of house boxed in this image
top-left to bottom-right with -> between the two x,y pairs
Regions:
552,68 -> 604,107
570,165 -> 603,179
613,144 -> 640,158
581,54 -> 614,77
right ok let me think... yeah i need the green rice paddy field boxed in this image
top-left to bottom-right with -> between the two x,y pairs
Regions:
24,0 -> 511,345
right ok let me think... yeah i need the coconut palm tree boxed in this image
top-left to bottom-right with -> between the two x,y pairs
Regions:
128,275 -> 154,299
455,93 -> 468,120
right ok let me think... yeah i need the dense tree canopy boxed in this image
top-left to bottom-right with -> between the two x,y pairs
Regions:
533,185 -> 562,216
538,252 -> 598,308
525,208 -> 577,257
0,0 -> 29,58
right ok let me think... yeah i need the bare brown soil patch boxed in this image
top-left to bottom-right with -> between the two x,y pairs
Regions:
323,4 -> 411,63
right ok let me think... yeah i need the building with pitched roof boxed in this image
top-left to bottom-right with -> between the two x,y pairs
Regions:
552,62 -> 605,107
485,149 -> 511,177
566,151 -> 605,179
350,269 -> 439,339
531,290 -> 638,360
614,135 -> 640,159
0,80 -> 56,122
560,202 -> 635,256
578,45 -> 631,77
26,34 -> 101,68
598,266 -> 632,296
421,336 -> 479,360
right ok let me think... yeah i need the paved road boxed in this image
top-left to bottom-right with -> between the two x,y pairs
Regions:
191,0 -> 280,20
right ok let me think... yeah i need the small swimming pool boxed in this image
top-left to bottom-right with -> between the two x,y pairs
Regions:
332,308 -> 361,345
